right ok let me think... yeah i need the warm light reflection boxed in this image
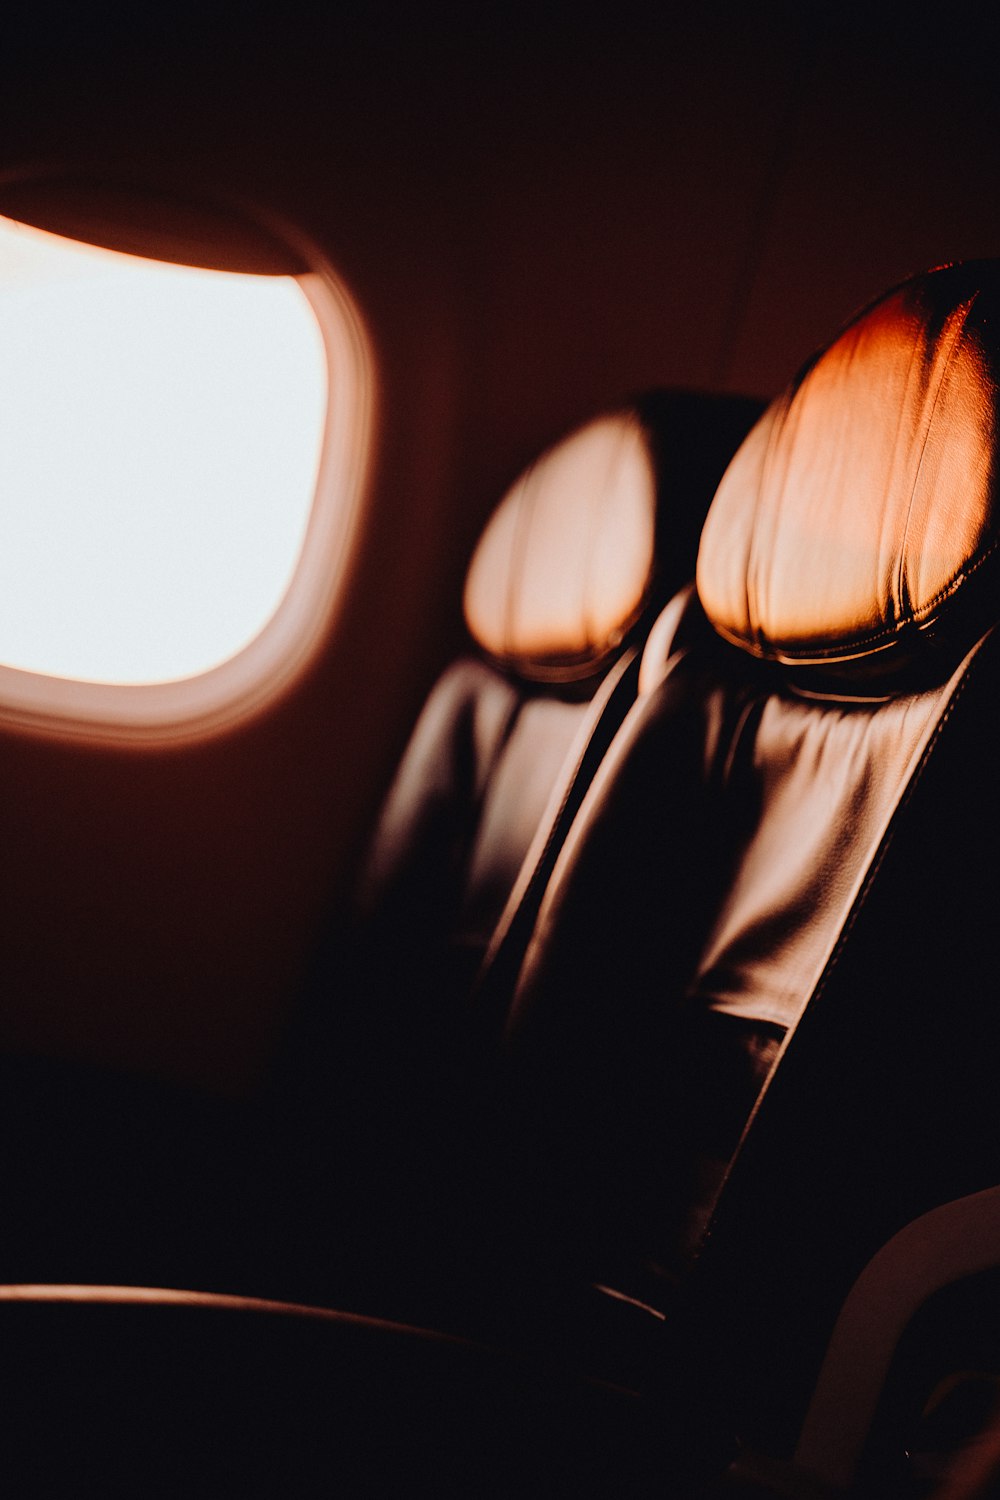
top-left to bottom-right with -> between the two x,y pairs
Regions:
0,214 -> 328,684
463,415 -> 656,676
698,287 -> 992,661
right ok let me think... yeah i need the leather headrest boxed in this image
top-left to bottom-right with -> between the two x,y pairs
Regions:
697,262 -> 1000,682
464,412 -> 657,682
464,392 -> 764,684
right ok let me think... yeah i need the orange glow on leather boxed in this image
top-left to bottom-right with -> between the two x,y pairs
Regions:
463,414 -> 656,680
698,269 -> 998,670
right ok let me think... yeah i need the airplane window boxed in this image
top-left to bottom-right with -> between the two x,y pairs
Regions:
0,210 -> 370,739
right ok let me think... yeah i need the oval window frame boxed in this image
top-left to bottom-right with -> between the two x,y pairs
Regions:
0,177 -> 375,744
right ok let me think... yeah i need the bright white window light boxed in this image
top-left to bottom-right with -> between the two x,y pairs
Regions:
0,214 -> 328,685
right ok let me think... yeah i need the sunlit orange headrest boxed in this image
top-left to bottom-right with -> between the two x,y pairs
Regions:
465,393 -> 763,684
697,262 -> 1000,681
464,412 -> 657,682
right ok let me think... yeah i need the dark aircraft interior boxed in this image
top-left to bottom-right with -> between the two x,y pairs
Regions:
5,3 -> 1000,1494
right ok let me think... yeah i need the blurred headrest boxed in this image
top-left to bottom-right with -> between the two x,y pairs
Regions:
465,393 -> 763,684
464,413 -> 655,682
697,261 -> 1000,683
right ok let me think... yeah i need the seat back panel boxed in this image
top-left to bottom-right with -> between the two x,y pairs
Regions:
692,672 -> 953,1030
690,626 -> 1000,1451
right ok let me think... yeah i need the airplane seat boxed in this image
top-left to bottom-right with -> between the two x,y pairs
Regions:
354,389 -> 763,1026
228,267 -> 1000,1489
16,277 -> 1000,1500
495,261 -> 1000,1458
257,391 -> 760,1309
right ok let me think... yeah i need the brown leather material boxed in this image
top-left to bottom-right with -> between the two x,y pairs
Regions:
636,582 -> 699,695
265,393 -> 761,1315
688,665 -> 956,1031
357,659 -> 604,987
688,625 -> 1000,1453
360,392 -> 765,985
464,413 -> 657,681
499,632 -> 746,1284
697,262 -> 1000,678
358,658 -> 531,943
498,267 -> 1000,1422
464,391 -> 764,683
500,612 -> 968,1287
472,647 -> 641,1029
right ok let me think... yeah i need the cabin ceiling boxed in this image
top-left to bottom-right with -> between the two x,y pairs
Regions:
5,3 -> 1000,414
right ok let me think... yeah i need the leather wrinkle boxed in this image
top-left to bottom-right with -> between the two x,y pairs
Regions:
502,629 -> 971,1296
497,658 -> 726,1254
697,266 -> 1000,670
717,692 -> 766,795
882,309 -> 932,627
764,386 -> 803,643
460,694 -> 583,941
712,515 -> 1000,662
791,632 -> 986,1019
681,634 -> 1000,1452
697,627 -> 991,1272
474,648 -> 642,1012
581,420 -> 619,653
506,642 -> 733,1029
470,676 -> 524,814
504,652 -> 711,1043
502,462 -> 540,661
454,689 -> 538,936
498,643 -> 834,1296
689,671 -> 951,1031
894,293 -> 979,624
581,414 -> 638,655
745,394 -> 790,655
360,663 -> 524,925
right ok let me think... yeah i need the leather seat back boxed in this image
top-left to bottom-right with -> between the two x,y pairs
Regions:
502,264 -> 1000,1452
263,391 -> 759,1306
357,391 -> 762,1016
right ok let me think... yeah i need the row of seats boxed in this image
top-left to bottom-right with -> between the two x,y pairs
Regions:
38,262 -> 1000,1495
302,258 -> 1000,1494
257,388 -> 762,1311
357,388 -> 763,1033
